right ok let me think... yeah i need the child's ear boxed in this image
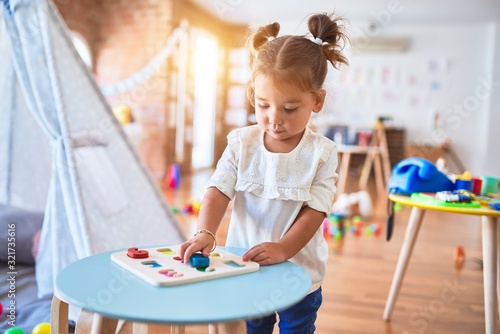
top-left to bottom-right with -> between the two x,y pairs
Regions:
312,89 -> 326,113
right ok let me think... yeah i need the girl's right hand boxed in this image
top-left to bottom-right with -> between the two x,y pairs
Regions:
179,232 -> 215,264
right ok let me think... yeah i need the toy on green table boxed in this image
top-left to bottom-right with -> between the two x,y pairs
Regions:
388,157 -> 454,195
481,175 -> 499,195
454,173 -> 472,191
4,328 -> 25,334
32,323 -> 50,334
471,177 -> 483,195
435,190 -> 473,203
0,300 -> 3,315
411,192 -> 480,208
490,203 -> 500,211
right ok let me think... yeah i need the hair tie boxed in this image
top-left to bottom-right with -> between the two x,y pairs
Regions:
312,37 -> 323,45
267,36 -> 276,42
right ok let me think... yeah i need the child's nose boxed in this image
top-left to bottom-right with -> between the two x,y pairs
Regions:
269,109 -> 283,125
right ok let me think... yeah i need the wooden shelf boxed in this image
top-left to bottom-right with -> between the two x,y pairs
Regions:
385,127 -> 406,167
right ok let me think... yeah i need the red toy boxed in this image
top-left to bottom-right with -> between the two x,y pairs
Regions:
454,246 -> 465,269
127,247 -> 149,259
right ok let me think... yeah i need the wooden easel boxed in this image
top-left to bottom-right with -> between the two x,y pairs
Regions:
358,122 -> 392,196
335,122 -> 392,198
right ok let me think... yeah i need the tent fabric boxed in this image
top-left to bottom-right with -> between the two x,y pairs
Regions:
0,38 -> 52,212
3,0 -> 92,298
1,0 -> 185,297
0,59 -> 14,203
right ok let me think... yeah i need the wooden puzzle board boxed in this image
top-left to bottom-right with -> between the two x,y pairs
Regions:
111,246 -> 260,286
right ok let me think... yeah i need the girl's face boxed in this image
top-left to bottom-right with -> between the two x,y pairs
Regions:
254,74 -> 326,152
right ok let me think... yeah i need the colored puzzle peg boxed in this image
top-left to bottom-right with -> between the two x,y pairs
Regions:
189,253 -> 210,268
127,247 -> 149,259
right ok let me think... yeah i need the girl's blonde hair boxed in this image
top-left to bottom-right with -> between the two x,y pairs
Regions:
246,13 -> 349,104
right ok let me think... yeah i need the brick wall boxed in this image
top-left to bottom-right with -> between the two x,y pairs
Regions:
55,0 -> 174,180
54,0 -> 99,61
55,0 -> 248,180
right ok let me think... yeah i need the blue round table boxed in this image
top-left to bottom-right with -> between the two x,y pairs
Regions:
51,247 -> 311,333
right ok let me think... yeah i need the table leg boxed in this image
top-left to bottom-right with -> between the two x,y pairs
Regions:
91,314 -> 118,334
372,153 -> 385,197
482,216 -> 498,334
383,207 -> 426,321
208,321 -> 246,334
75,309 -> 94,334
51,295 -> 69,334
170,325 -> 186,334
131,323 -> 186,334
359,151 -> 374,191
132,322 -> 147,334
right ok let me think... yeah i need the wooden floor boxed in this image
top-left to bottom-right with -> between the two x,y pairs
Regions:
120,170 -> 492,334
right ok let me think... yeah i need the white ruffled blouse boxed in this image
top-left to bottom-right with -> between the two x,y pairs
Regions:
207,125 -> 338,292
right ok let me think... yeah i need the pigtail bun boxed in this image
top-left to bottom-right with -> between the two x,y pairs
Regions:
308,13 -> 349,69
247,22 -> 280,60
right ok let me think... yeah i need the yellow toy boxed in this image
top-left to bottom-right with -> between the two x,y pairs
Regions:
112,105 -> 133,125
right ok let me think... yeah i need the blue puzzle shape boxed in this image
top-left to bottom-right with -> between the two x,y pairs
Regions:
189,253 -> 210,268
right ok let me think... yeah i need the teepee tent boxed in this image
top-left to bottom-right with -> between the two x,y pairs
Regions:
0,0 -> 185,297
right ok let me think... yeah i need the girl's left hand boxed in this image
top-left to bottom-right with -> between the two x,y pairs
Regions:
242,242 -> 288,266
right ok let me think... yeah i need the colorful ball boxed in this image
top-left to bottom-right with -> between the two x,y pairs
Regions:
351,225 -> 361,236
352,215 -> 362,223
32,323 -> 50,334
322,219 -> 329,232
192,200 -> 201,213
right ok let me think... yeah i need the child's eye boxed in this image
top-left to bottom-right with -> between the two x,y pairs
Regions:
284,107 -> 298,113
258,104 -> 269,109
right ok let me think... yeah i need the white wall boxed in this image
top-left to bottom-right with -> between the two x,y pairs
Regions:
310,22 -> 497,175
258,15 -> 499,176
483,24 -> 500,176
379,23 -> 493,175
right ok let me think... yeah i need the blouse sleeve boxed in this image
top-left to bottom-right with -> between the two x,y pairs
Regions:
206,130 -> 240,200
306,141 -> 338,216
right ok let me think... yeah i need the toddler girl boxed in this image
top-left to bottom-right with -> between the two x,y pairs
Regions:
181,12 -> 348,333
